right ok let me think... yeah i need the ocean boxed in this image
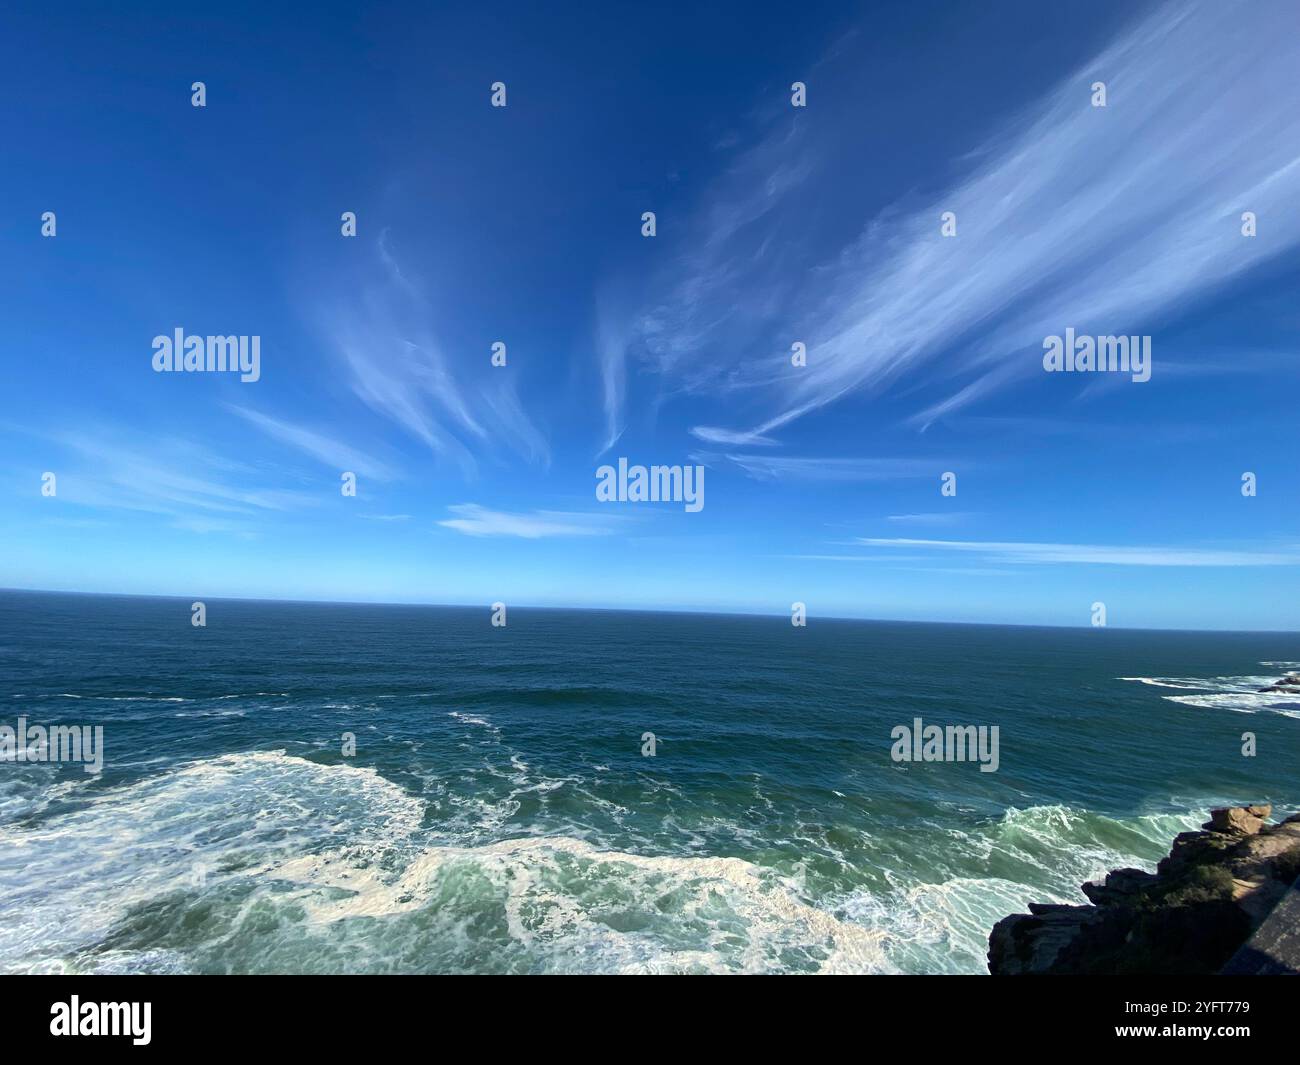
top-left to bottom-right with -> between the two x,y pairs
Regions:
1,589 -> 1296,974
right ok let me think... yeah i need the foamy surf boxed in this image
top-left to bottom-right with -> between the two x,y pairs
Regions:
0,748 -> 1237,975
838,803 -> 1209,973
1120,671 -> 1300,717
0,751 -> 424,973
0,750 -> 888,974
273,833 -> 890,974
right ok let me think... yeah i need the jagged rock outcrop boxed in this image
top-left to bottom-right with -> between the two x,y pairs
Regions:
988,805 -> 1300,974
1258,673 -> 1300,693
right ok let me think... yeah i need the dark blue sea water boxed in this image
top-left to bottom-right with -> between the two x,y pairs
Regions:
1,589 -> 1296,973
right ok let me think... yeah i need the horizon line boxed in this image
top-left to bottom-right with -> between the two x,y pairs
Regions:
3,585 -> 1297,636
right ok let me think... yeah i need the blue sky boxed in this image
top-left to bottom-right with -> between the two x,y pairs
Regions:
2,0 -> 1298,630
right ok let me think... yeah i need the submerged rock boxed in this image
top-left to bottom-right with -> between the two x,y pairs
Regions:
988,805 -> 1300,975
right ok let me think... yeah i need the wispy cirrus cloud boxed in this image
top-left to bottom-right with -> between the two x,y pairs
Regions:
886,513 -> 972,525
855,538 -> 1300,568
437,503 -> 616,539
689,425 -> 778,447
696,453 -> 948,483
226,405 -> 397,481
594,285 -> 631,456
37,430 -> 319,532
317,230 -> 550,476
607,0 -> 1300,446
596,120 -> 814,447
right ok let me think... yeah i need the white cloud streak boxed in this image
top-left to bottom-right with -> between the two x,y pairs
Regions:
319,230 -> 549,475
611,0 -> 1300,443
226,405 -> 397,481
42,431 -> 319,532
697,453 -> 947,482
855,538 -> 1300,567
437,504 -> 616,539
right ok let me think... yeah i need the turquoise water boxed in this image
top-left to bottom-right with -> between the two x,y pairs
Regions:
0,589 -> 1296,973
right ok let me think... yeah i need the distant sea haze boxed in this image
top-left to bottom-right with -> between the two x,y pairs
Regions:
0,590 -> 1294,973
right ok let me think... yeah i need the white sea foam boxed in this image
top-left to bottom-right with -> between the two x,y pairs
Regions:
0,764 -> 74,822
0,751 -> 423,973
0,749 -> 884,973
1163,693 -> 1300,718
0,749 -> 1262,976
1120,672 -> 1300,718
215,693 -> 288,700
1117,677 -> 1209,690
273,833 -> 889,974
838,803 -> 1209,973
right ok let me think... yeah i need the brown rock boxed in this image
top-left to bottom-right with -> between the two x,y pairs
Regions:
1228,822 -> 1300,889
1230,876 -> 1288,923
1203,807 -> 1266,835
